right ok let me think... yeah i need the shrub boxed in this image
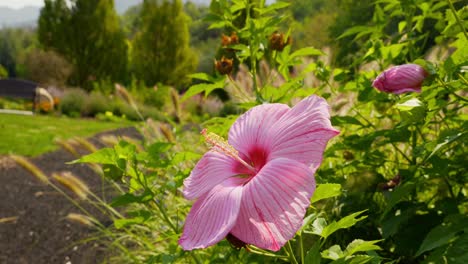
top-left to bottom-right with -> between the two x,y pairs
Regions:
21,49 -> 72,86
60,88 -> 88,117
83,92 -> 112,117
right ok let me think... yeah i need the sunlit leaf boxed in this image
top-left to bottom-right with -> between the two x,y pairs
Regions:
311,184 -> 342,203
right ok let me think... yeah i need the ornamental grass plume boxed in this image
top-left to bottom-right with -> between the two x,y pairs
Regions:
10,154 -> 49,184
53,172 -> 90,200
179,95 -> 339,251
372,64 -> 428,94
66,213 -> 96,227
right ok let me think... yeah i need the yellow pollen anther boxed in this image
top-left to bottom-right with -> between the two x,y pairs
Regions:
201,129 -> 256,172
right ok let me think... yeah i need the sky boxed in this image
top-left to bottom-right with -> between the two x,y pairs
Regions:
0,0 -> 44,9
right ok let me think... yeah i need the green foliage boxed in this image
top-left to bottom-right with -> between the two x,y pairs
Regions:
0,28 -> 36,78
60,88 -> 88,117
27,0 -> 468,263
131,0 -> 198,88
0,64 -> 7,78
21,49 -> 72,86
38,0 -> 128,89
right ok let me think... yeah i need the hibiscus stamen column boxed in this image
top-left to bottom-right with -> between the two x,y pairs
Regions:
201,129 -> 256,172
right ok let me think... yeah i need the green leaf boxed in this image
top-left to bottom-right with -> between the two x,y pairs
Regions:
102,164 -> 124,181
111,191 -> 153,207
72,147 -> 115,164
331,116 -> 364,127
321,211 -> 368,239
337,26 -> 375,39
260,1 -> 290,14
383,182 -> 416,215
114,216 -> 146,229
188,73 -> 215,82
445,232 -> 468,264
310,217 -> 327,236
147,142 -> 173,155
425,131 -> 467,161
344,239 -> 382,256
395,98 -> 426,124
290,47 -> 323,58
321,245 -> 344,260
181,80 -> 225,101
305,241 -> 321,264
172,151 -> 202,165
416,214 -> 468,256
114,140 -> 136,160
311,184 -> 342,203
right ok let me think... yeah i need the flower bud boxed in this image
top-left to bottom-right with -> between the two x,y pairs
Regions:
372,64 -> 428,94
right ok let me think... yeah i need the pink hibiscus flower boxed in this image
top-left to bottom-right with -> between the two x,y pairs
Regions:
179,95 -> 339,251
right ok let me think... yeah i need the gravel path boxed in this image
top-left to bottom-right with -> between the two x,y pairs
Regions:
0,127 -> 142,264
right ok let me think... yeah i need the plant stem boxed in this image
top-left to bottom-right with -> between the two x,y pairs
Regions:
443,177 -> 456,199
446,0 -> 468,40
411,126 -> 418,165
151,199 -> 178,233
286,241 -> 299,264
246,245 -> 289,260
245,0 -> 259,101
191,252 -> 203,264
299,232 -> 305,264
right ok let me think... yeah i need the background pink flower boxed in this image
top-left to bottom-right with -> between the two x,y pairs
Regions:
372,64 -> 428,94
179,95 -> 339,251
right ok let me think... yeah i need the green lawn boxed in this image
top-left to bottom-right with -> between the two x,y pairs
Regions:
0,114 -> 135,157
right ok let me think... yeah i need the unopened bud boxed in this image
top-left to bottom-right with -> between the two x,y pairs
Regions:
372,64 -> 428,94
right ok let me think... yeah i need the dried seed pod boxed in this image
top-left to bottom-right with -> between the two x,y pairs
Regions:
215,57 -> 234,75
269,32 -> 291,51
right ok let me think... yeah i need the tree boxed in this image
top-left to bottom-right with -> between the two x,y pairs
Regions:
0,28 -> 36,78
131,0 -> 198,88
38,0 -> 128,90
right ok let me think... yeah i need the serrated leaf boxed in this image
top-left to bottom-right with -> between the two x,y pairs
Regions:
291,47 -> 323,58
322,245 -> 344,260
181,81 -> 225,101
344,239 -> 382,256
331,116 -> 364,127
71,147 -> 115,164
311,184 -> 342,203
395,98 -> 424,111
188,73 -> 215,82
321,211 -> 368,239
311,217 -> 327,236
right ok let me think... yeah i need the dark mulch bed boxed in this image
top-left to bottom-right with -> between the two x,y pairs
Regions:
0,127 -> 142,264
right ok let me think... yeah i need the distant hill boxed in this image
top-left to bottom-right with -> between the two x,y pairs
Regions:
0,0 -> 212,28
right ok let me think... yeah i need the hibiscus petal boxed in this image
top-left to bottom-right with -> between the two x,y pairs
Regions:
183,151 -> 240,200
269,95 -> 339,169
228,103 -> 290,159
179,177 -> 244,250
230,158 -> 315,251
